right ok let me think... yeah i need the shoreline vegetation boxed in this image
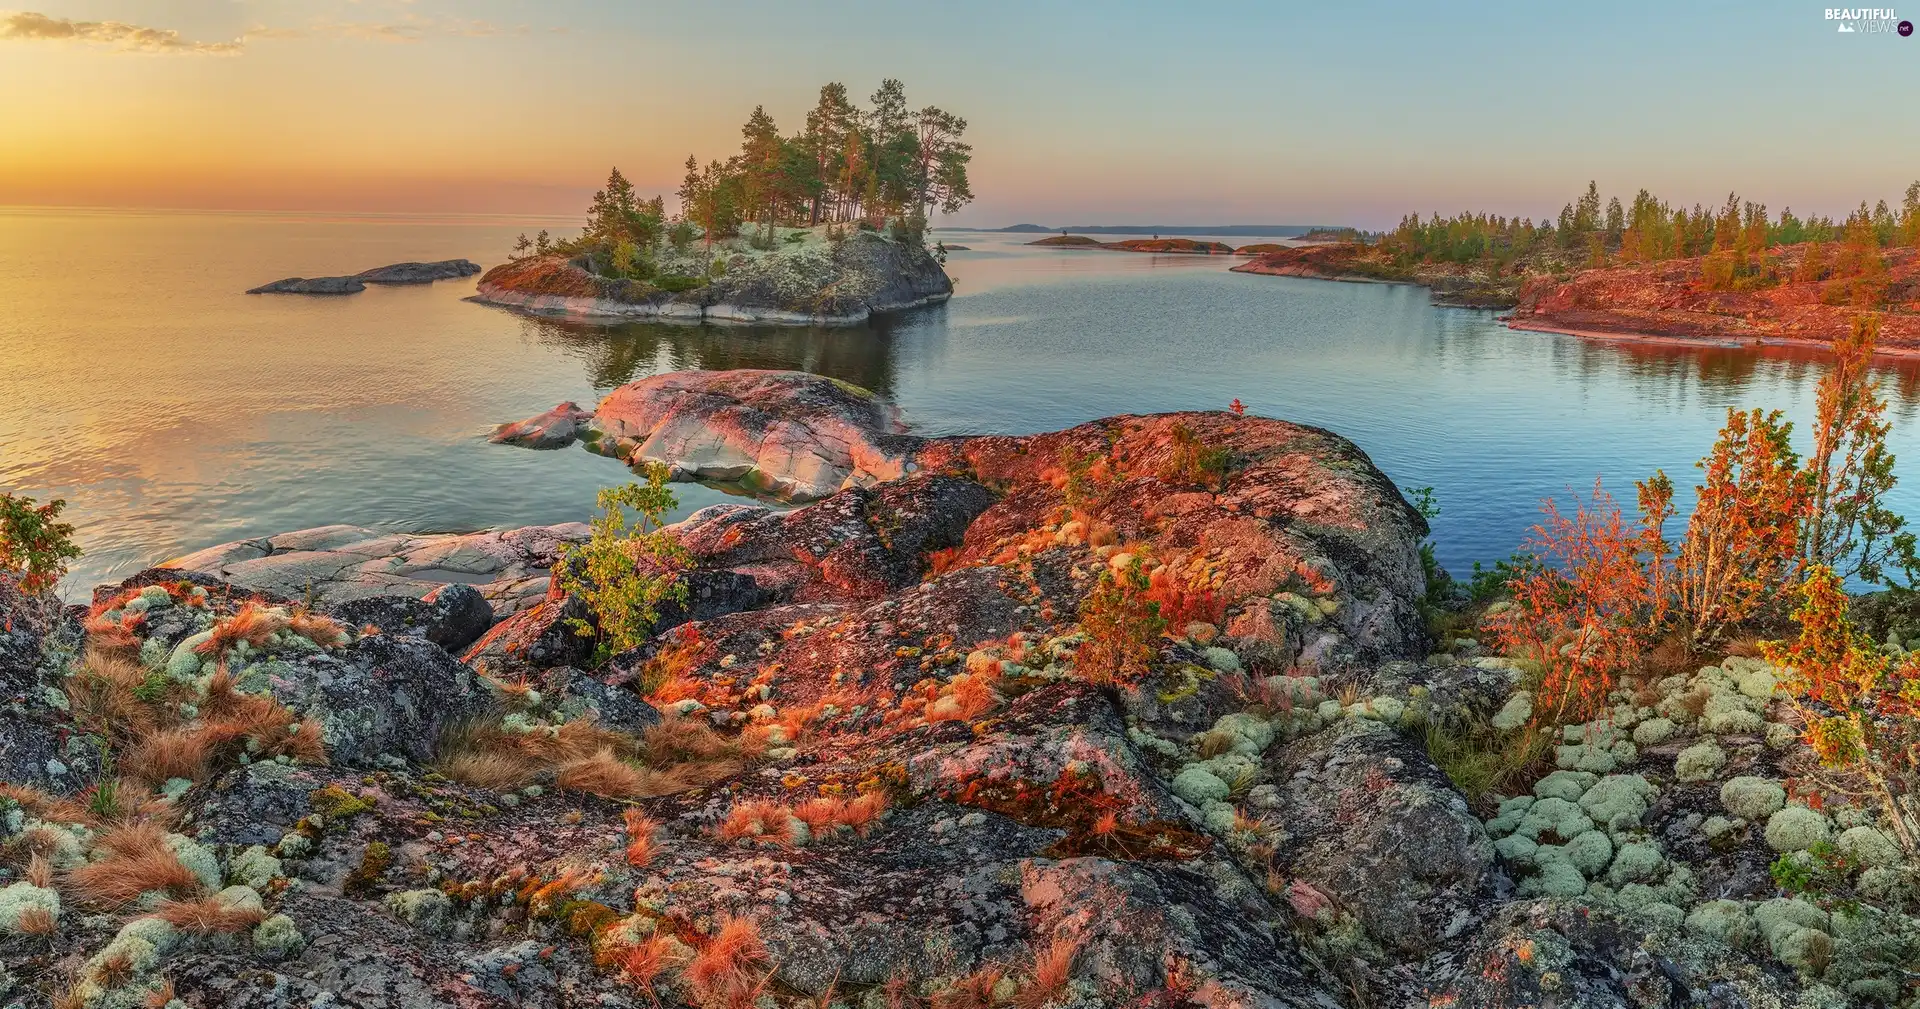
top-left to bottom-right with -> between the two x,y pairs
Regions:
473,79 -> 968,326
1026,234 -> 1237,254
1230,181 -> 1920,348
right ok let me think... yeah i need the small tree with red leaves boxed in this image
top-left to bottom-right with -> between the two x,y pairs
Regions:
0,493 -> 80,595
1487,480 -> 1663,725
1762,565 -> 1920,856
1670,408 -> 1809,644
1801,314 -> 1919,586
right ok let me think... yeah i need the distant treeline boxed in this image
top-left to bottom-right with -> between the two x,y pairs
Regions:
1376,181 -> 1920,276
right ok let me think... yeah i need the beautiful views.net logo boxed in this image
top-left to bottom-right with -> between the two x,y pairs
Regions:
1824,7 -> 1913,32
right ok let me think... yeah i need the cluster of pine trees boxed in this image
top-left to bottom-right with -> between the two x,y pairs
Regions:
1375,181 -> 1920,298
511,79 -> 973,276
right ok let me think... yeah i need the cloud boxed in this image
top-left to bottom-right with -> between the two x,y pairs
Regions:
0,11 -> 243,53
240,17 -> 531,44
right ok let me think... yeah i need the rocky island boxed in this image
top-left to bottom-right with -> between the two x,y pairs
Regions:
5,366 -> 1917,1008
1027,235 -> 1236,255
246,259 -> 482,295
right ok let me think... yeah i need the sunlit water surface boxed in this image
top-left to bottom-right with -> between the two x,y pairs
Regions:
6,208 -> 1920,596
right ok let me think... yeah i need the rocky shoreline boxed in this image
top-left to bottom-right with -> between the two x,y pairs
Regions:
3,370 -> 1915,1008
470,231 -> 952,327
1231,244 -> 1522,308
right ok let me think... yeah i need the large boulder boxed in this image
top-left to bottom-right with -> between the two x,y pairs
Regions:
489,401 -> 594,449
585,370 -> 923,501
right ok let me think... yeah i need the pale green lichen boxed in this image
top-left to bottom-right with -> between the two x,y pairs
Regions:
1720,776 -> 1786,821
166,833 -> 223,891
385,888 -> 453,934
0,882 -> 60,934
1673,738 -> 1726,782
227,845 -> 284,889
1605,841 -> 1665,886
253,913 -> 304,959
1531,770 -> 1595,802
1833,825 -> 1900,868
1631,717 -> 1675,746
1578,774 -> 1654,834
1686,899 -> 1755,946
1764,806 -> 1831,853
1489,691 -> 1532,731
1563,829 -> 1614,877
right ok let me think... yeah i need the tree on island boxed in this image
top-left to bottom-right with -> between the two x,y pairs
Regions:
509,79 -> 972,272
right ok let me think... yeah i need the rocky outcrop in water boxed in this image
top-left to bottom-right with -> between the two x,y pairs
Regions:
490,401 -> 595,449
470,231 -> 951,325
4,373 -> 1911,1008
247,259 -> 481,295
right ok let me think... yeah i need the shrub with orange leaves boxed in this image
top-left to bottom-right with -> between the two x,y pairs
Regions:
1762,565 -> 1920,857
1074,557 -> 1167,687
1486,480 -> 1662,725
1664,407 -> 1808,643
1800,314 -> 1919,586
1142,563 -> 1224,628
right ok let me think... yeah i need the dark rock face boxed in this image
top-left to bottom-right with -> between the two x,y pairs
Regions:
328,582 -> 497,653
247,259 -> 480,294
246,276 -> 366,295
355,259 -> 482,284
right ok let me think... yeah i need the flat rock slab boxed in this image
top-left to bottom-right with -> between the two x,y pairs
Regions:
160,523 -> 587,616
248,258 -> 480,294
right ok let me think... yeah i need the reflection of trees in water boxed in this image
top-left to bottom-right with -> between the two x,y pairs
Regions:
517,315 -> 900,397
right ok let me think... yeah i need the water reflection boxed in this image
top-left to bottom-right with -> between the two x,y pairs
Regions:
516,313 -> 905,397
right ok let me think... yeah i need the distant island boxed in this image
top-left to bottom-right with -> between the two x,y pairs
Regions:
474,79 -> 966,326
966,223 -> 1348,237
1233,181 -> 1920,342
1028,235 -> 1237,254
247,259 -> 480,295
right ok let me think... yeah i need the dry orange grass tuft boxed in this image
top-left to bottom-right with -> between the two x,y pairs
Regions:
717,800 -> 797,846
1012,935 -> 1082,1009
24,853 -> 54,889
64,650 -> 158,742
287,609 -> 348,647
14,905 -> 56,936
616,931 -> 685,996
686,915 -> 769,1008
82,611 -> 145,652
622,809 -> 660,868
930,965 -> 1005,1009
555,749 -> 649,799
639,716 -> 734,765
123,727 -> 213,786
153,897 -> 267,934
789,791 -> 888,838
68,822 -> 203,906
439,749 -> 541,791
197,602 -> 289,656
0,783 -> 92,825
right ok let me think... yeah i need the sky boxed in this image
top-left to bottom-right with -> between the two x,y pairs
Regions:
1,0 -> 1916,228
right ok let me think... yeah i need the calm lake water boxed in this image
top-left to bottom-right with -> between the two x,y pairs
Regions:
5,208 -> 1920,597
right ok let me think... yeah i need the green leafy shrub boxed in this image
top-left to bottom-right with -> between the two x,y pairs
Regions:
0,492 -> 81,593
653,275 -> 707,294
559,463 -> 692,665
1162,424 -> 1231,492
667,220 -> 695,251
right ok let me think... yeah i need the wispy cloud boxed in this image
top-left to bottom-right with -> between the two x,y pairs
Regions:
242,16 -> 531,44
0,10 -> 530,54
0,11 -> 243,53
